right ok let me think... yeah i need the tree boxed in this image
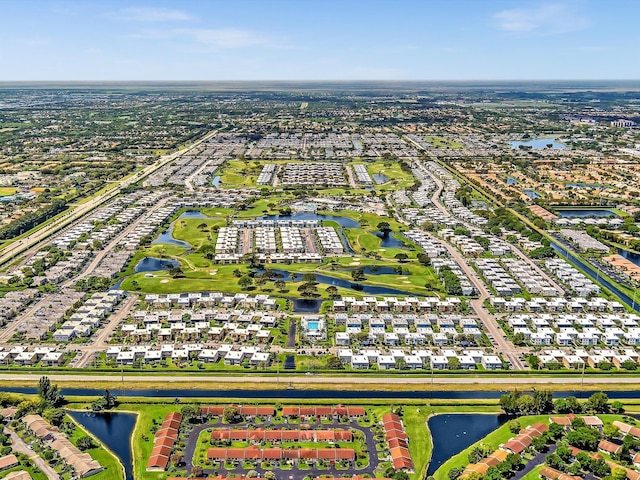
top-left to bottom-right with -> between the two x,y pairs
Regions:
566,427 -> 601,451
264,472 -> 277,480
447,467 -> 462,480
275,280 -> 287,292
326,355 -> 344,370
238,276 -> 253,290
527,355 -> 540,370
38,376 -> 64,407
43,408 -> 65,427
612,467 -> 627,480
351,269 -> 366,282
533,390 -> 553,414
531,435 -> 548,452
447,357 -> 461,370
611,401 -> 625,414
223,406 -> 244,424
192,466 -> 204,477
169,266 -> 184,278
377,222 -> 392,234
233,268 -> 243,278
516,394 -> 536,415
417,253 -> 431,266
394,253 -> 409,263
499,391 -> 520,415
545,453 -> 566,470
621,360 -> 638,371
586,392 -> 609,413
76,435 -> 96,451
325,285 -> 339,299
604,424 -> 620,441
508,420 -> 521,434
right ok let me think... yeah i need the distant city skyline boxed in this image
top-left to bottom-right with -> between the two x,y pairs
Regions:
2,0 -> 640,81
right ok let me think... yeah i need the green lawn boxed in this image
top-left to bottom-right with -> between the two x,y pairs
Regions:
424,136 -> 464,149
171,217 -> 224,250
0,187 -> 18,197
404,407 -> 432,480
361,161 -> 417,190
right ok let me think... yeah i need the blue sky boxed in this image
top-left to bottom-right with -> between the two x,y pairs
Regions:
1,0 -> 639,81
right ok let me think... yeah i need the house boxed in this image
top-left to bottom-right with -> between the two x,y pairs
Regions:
481,356 -> 503,370
598,440 -> 623,455
0,454 -> 19,472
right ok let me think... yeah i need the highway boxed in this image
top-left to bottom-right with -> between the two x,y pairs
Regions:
0,128 -> 222,267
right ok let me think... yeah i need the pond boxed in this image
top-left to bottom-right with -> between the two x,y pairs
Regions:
506,177 -> 517,185
152,227 -> 191,248
258,212 -> 360,228
524,189 -> 541,199
134,257 -> 180,273
376,232 -> 407,248
255,269 -> 420,296
427,414 -> 508,475
68,411 -> 136,480
346,266 -> 402,275
292,299 -> 323,312
372,173 -> 389,184
179,210 -> 210,219
556,208 -> 615,218
211,175 -> 221,187
510,138 -> 568,150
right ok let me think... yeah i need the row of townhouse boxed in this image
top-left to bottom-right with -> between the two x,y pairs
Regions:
105,344 -> 270,366
536,348 -> 640,369
121,321 -> 272,344
257,163 -> 277,184
544,259 -> 600,297
18,289 -> 85,340
143,292 -> 278,309
403,230 -> 447,258
315,227 -> 343,254
560,229 -> 610,253
232,219 -> 320,228
431,258 -> 476,296
337,347 -> 504,370
502,257 -> 561,296
331,296 -> 461,313
0,289 -> 39,326
0,346 -> 66,366
280,163 -> 346,186
117,205 -> 178,250
215,252 -> 323,264
52,290 -> 126,342
352,164 -> 372,184
475,258 -> 521,296
490,296 -> 623,313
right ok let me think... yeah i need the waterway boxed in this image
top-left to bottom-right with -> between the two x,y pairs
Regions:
566,182 -> 611,189
68,411 -> 136,480
510,138 -> 568,150
550,242 -> 640,313
556,208 -> 615,218
618,248 -> 640,268
6,387 -> 640,400
134,257 -> 179,273
427,414 -> 508,475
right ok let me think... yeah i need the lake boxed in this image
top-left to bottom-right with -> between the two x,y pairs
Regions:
68,411 -> 136,480
427,414 -> 508,475
510,138 -> 568,150
376,232 -> 408,248
134,257 -> 179,273
556,208 -> 615,218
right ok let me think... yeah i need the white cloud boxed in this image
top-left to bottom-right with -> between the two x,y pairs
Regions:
493,3 -> 590,35
174,28 -> 273,48
117,6 -> 192,22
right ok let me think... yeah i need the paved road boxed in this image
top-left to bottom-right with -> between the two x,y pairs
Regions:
4,426 -> 59,480
424,167 -> 525,370
0,128 -> 222,267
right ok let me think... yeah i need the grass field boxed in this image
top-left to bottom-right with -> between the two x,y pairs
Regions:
0,187 -> 18,197
424,136 -> 464,149
362,161 -> 417,190
217,159 -> 264,188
